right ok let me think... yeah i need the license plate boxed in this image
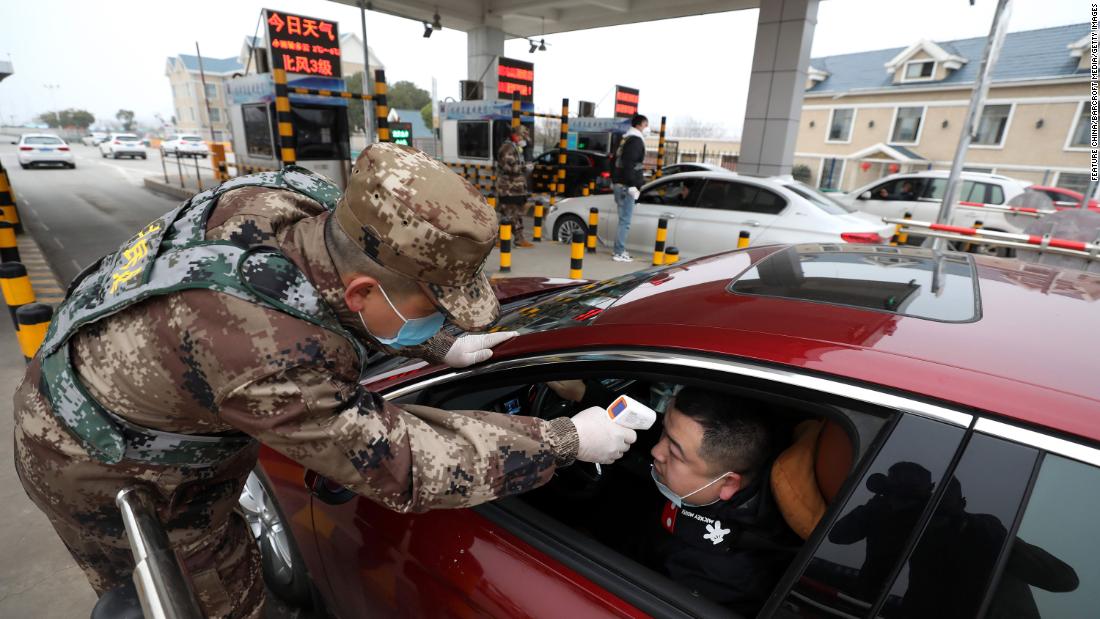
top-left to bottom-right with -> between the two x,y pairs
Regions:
39,148 -> 53,152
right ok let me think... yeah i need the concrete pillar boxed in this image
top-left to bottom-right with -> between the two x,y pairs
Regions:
738,0 -> 819,177
467,25 -> 505,100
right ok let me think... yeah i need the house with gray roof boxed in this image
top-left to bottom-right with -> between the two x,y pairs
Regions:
793,23 -> 1092,194
164,54 -> 245,141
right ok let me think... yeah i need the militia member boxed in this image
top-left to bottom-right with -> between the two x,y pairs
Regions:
495,125 -> 534,247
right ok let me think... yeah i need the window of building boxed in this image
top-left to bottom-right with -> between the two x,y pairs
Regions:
1056,172 -> 1091,195
204,83 -> 217,99
904,60 -> 935,81
891,107 -> 925,144
457,121 -> 491,159
828,108 -> 855,143
819,158 -> 845,191
208,108 -> 221,122
973,105 -> 1011,146
1068,101 -> 1093,149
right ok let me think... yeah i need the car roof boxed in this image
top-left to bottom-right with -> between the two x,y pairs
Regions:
504,245 -> 1100,443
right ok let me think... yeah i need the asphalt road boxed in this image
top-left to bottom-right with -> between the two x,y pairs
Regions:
0,142 -> 215,285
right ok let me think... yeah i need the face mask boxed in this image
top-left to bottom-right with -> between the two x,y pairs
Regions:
517,140 -> 527,148
360,285 -> 445,348
641,126 -> 652,137
651,464 -> 731,508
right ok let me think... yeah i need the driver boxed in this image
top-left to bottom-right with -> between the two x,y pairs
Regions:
643,387 -> 800,615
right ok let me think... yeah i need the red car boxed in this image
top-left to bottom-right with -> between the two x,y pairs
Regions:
1027,185 -> 1099,210
243,244 -> 1100,618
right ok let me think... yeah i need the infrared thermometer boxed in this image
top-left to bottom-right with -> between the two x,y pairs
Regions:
596,395 -> 657,475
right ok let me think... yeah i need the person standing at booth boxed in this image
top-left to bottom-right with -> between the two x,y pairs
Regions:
496,125 -> 534,248
611,114 -> 649,262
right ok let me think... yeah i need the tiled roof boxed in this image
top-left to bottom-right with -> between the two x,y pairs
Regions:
808,23 -> 1088,94
173,55 -> 244,74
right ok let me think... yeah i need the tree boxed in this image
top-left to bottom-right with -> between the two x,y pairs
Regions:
37,111 -> 61,128
669,116 -> 729,139
792,164 -> 813,184
387,81 -> 430,111
116,109 -> 136,131
38,109 -> 95,129
420,103 -> 433,132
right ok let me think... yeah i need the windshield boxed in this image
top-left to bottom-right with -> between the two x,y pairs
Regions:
785,182 -> 856,214
117,135 -> 140,142
25,136 -> 63,145
181,136 -> 203,142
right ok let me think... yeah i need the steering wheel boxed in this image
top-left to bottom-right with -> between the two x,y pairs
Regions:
531,384 -> 605,495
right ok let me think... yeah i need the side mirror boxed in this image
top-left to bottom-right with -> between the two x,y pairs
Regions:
859,191 -> 872,200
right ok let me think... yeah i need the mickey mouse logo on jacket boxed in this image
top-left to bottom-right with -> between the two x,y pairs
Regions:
703,520 -> 730,545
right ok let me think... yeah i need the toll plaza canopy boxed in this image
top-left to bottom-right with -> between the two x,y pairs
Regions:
330,0 -> 823,177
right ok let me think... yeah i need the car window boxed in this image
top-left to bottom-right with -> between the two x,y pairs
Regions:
785,182 -> 856,214
781,414 -> 967,617
182,136 -> 203,142
662,165 -> 683,176
638,178 -> 704,207
985,183 -> 1005,205
566,153 -> 590,167
867,178 -> 921,201
536,151 -> 555,165
983,453 -> 1099,617
116,135 -> 140,142
734,183 -> 787,215
24,136 -> 63,145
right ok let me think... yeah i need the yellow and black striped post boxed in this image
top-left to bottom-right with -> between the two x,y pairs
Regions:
272,69 -> 297,166
0,262 -> 35,329
0,222 -> 19,263
737,230 -> 751,249
0,160 -> 22,234
652,217 -> 669,265
654,116 -> 668,179
210,143 -> 228,182
549,98 -> 569,210
664,247 -> 680,264
569,231 -> 585,279
897,211 -> 912,245
533,202 -> 543,242
16,303 -> 51,363
586,208 -> 598,253
374,69 -> 390,143
964,220 -> 983,253
499,218 -> 512,273
511,92 -> 521,133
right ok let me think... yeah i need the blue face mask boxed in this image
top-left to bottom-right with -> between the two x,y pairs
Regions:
650,464 -> 730,509
361,285 -> 446,348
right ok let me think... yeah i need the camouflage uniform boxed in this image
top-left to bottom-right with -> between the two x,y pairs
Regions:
14,145 -> 579,618
495,127 -> 529,242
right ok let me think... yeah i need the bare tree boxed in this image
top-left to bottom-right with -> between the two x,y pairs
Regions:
669,116 -> 730,139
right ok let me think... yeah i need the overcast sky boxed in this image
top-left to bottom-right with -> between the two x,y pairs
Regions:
0,0 -> 1086,137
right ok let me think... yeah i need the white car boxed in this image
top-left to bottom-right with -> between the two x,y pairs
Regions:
99,133 -> 146,159
161,134 -> 209,158
838,171 -> 1033,235
80,132 -> 108,147
17,134 -> 75,169
545,171 -> 895,260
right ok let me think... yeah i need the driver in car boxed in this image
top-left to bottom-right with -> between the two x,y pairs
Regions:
644,387 -> 800,615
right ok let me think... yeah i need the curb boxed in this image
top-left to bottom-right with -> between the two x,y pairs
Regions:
144,178 -> 196,201
16,234 -> 65,304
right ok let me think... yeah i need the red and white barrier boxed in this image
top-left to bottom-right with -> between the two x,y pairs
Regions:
954,201 -> 1056,218
883,217 -> 1100,260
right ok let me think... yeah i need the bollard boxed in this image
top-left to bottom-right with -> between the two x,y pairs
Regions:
587,208 -> 598,253
0,222 -> 19,263
0,262 -> 35,329
0,161 -> 23,234
210,143 -> 228,182
499,218 -> 512,273
897,211 -> 912,245
570,231 -> 585,279
16,303 -> 51,363
737,230 -> 751,249
652,217 -> 669,265
963,220 -> 983,253
273,69 -> 298,164
533,203 -> 544,242
664,247 -> 680,264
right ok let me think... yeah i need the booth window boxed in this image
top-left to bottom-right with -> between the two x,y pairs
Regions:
458,121 -> 491,159
292,104 -> 350,161
242,103 -> 274,158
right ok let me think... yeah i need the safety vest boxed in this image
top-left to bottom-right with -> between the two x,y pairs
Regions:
37,166 -> 367,467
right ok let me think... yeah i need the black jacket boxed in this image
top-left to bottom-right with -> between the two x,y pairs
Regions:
642,476 -> 800,616
612,132 -> 646,189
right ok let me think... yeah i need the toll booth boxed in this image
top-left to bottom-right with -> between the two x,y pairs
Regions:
568,116 -> 632,158
440,99 -> 535,166
226,72 -> 351,187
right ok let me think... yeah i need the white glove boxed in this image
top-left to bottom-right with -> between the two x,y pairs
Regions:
571,406 -> 638,464
442,332 -> 519,368
627,186 -> 640,200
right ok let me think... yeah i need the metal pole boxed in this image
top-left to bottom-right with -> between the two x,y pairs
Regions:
160,149 -> 168,184
359,1 -> 375,144
193,155 -> 202,191
195,42 -> 217,144
176,154 -> 184,189
932,0 -> 1013,251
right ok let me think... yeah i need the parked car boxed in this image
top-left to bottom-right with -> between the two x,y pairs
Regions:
531,148 -> 613,196
98,133 -> 146,159
660,162 -> 731,176
160,134 -> 210,158
17,134 -> 74,169
1027,185 -> 1099,210
839,171 -> 1032,235
80,132 -> 108,147
545,171 -> 895,258
247,246 -> 1100,618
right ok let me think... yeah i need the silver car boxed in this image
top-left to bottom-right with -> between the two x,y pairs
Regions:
545,171 -> 896,260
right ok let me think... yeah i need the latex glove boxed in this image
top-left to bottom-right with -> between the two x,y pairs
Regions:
442,332 -> 519,368
571,406 -> 638,464
627,186 -> 641,200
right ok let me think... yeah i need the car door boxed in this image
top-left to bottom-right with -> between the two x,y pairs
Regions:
626,177 -> 705,255
670,179 -> 786,257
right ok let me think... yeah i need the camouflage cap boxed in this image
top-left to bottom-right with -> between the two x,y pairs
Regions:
334,143 -> 500,330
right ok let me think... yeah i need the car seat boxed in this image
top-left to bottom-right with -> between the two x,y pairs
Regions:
769,419 -> 854,540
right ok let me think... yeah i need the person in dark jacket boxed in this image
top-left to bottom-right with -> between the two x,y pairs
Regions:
610,114 -> 649,262
644,387 -> 800,615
